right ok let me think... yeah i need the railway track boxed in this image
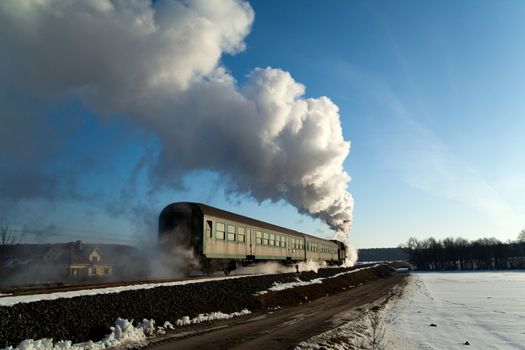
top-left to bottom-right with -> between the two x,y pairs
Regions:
0,264 -> 375,298
0,274 -> 246,297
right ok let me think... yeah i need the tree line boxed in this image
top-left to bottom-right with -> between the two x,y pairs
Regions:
401,233 -> 525,271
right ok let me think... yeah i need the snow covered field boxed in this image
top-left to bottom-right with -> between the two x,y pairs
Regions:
384,272 -> 525,350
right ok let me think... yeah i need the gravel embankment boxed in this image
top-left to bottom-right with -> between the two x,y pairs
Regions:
0,265 -> 388,347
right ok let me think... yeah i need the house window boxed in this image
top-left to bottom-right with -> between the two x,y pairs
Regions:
216,222 -> 225,240
256,231 -> 262,245
237,227 -> 245,242
227,225 -> 236,241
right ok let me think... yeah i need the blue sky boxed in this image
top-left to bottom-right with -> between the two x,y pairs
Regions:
1,0 -> 524,248
226,0 -> 525,246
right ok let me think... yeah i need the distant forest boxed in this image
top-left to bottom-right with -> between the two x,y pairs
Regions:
357,247 -> 408,262
401,236 -> 525,270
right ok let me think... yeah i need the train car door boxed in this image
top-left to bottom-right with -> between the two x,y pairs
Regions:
286,236 -> 291,258
204,218 -> 213,255
247,227 -> 254,256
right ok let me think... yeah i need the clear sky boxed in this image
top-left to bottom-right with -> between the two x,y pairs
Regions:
1,0 -> 524,248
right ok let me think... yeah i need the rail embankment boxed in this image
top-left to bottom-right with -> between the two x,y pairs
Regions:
0,264 -> 395,348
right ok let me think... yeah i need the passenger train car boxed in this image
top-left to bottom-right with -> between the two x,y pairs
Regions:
159,202 -> 347,274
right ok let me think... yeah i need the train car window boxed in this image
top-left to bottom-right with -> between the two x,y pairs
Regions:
256,231 -> 262,245
237,227 -> 245,242
206,220 -> 213,238
263,232 -> 269,245
269,234 -> 275,246
216,222 -> 225,240
227,225 -> 236,241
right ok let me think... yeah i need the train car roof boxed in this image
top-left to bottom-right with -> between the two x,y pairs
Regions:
192,202 -> 304,238
164,202 -> 338,244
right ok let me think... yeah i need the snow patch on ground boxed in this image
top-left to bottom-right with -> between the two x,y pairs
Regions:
175,309 -> 251,326
1,310 -> 252,350
295,310 -> 385,350
261,265 -> 376,293
233,260 -> 328,275
268,277 -> 324,292
383,272 -> 525,350
2,318 -> 152,350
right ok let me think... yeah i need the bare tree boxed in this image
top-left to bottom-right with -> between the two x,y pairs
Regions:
518,229 -> 525,243
0,224 -> 20,269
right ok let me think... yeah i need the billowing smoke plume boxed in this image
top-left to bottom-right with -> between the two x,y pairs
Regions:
0,1 -> 353,235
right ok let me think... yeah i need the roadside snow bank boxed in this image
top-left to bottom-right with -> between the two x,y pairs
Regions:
1,309 -> 251,350
295,310 -> 387,350
1,318 -> 152,350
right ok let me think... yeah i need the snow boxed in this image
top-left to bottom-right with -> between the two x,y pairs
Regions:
0,274 -> 259,307
267,277 -> 324,292
163,321 -> 174,330
2,318 -> 152,350
295,311 -> 374,350
175,309 -> 251,326
383,272 -> 525,350
2,310 -> 252,350
262,265 -> 376,293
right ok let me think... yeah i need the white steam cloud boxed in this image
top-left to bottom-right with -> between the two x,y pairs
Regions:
0,1 -> 353,234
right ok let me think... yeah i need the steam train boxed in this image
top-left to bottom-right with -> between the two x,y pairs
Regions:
159,202 -> 347,274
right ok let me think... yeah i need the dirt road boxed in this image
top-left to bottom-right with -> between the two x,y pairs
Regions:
147,273 -> 407,350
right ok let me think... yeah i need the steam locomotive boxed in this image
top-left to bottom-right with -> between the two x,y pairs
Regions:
159,202 -> 347,274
